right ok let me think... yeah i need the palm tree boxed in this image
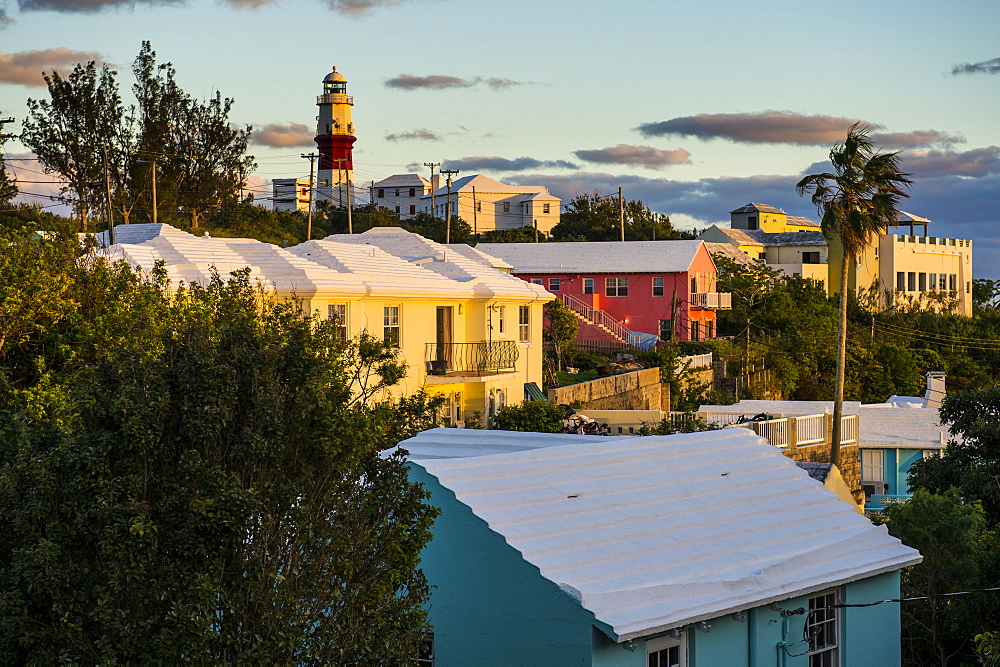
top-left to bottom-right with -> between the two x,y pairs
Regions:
796,123 -> 912,466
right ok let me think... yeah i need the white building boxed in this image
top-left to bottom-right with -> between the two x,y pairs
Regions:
420,174 -> 561,236
271,177 -> 311,212
371,173 -> 433,219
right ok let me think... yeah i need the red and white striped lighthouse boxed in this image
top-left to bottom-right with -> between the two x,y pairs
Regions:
315,66 -> 356,208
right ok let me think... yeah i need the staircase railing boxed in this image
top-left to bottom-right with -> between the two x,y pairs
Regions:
560,294 -> 643,347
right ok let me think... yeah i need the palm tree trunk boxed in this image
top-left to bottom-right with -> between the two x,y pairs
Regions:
831,251 -> 850,467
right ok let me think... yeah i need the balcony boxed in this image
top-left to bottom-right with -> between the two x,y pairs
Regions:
698,412 -> 858,449
316,93 -> 354,105
424,341 -> 519,377
691,292 -> 732,309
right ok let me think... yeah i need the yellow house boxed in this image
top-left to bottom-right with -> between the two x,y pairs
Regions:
102,224 -> 553,425
729,202 -> 821,233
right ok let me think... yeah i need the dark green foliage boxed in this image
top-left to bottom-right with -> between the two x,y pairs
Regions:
635,415 -> 720,435
0,113 -> 16,207
492,400 -> 565,433
0,229 -> 440,662
401,211 -> 472,244
544,299 -> 579,372
549,192 -> 681,242
477,226 -> 541,243
880,489 -> 998,666
204,201 -> 310,246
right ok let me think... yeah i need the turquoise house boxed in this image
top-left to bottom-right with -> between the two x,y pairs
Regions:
398,428 -> 921,666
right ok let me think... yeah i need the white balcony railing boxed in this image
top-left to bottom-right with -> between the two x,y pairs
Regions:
691,292 -> 732,309
795,414 -> 826,446
749,418 -> 791,448
841,414 -> 858,444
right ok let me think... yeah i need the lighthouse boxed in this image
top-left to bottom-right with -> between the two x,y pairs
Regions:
314,66 -> 356,208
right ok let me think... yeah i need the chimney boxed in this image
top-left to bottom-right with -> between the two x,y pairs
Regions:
432,174 -> 441,190
924,371 -> 946,410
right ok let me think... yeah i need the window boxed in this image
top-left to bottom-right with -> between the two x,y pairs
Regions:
949,274 -> 957,291
659,319 -> 673,341
531,278 -> 543,285
606,277 -> 628,297
395,206 -> 400,214
690,321 -> 701,341
861,449 -> 883,483
653,276 -> 664,297
758,252 -> 767,261
503,201 -> 510,213
519,305 -> 530,342
896,272 -> 905,291
707,320 -> 715,338
409,205 -> 416,215
967,280 -> 971,294
929,273 -> 937,290
807,590 -> 840,666
747,216 -> 758,230
691,276 -> 698,293
383,305 -> 400,346
409,187 -> 416,197
543,203 -> 550,213
377,188 -> 384,198
907,272 -> 916,291
803,251 -> 821,264
418,633 -> 434,666
918,273 -> 927,291
647,632 -> 686,667
327,303 -> 347,343
549,278 -> 561,291
452,392 -> 462,424
394,188 -> 400,197
939,275 -> 947,290
583,278 -> 594,295
498,305 -> 506,334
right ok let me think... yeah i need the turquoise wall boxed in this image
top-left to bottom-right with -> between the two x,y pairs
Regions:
411,466 -> 600,666
414,462 -> 903,666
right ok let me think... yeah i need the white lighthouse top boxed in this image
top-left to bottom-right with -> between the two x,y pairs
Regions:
323,66 -> 347,83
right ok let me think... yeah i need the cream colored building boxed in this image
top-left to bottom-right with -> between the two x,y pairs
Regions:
100,224 -> 552,425
371,173 -> 433,219
421,174 -> 560,236
271,177 -> 311,212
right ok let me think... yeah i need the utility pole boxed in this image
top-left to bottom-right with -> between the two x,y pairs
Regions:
441,168 -> 459,243
370,180 -> 375,207
471,185 -> 478,238
101,148 -> 116,246
345,169 -> 353,234
301,152 -> 318,242
423,162 -> 440,217
619,186 -> 625,242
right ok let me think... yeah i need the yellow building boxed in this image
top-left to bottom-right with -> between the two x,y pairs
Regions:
102,224 -> 553,425
729,202 -> 821,233
422,174 -> 561,236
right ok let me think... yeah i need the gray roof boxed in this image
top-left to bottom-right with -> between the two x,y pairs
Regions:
712,228 -> 827,247
400,427 -> 921,642
475,240 -> 708,274
730,202 -> 786,215
705,242 -> 755,265
796,461 -> 833,482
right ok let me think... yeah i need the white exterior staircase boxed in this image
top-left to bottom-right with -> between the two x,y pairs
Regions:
560,294 -> 649,348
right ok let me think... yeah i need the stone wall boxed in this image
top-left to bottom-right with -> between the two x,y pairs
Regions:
783,443 -> 863,507
548,368 -> 666,411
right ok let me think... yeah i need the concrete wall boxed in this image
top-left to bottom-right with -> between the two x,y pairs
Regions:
548,368 -> 665,411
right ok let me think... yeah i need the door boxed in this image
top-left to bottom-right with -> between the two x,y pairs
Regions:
435,307 -> 453,370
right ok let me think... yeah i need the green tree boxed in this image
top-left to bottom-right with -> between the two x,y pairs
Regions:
0,113 -> 17,207
400,211 -> 472,244
544,299 -> 579,372
797,123 -> 912,466
880,489 -> 995,666
493,400 -> 565,433
0,230 -> 440,662
478,226 -> 541,243
22,61 -> 129,230
550,191 -> 680,242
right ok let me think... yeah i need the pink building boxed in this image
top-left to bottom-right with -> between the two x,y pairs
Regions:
475,241 -> 730,345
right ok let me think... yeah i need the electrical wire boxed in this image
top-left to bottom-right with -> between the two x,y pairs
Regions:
826,586 -> 1000,608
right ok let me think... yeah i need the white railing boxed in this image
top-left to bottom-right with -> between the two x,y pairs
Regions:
841,414 -> 858,444
691,292 -> 733,309
702,412 -> 748,426
796,414 -> 826,446
748,418 -> 791,448
678,352 -> 713,369
561,294 -> 642,347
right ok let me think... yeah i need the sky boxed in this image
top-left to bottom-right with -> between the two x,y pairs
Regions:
1,0 -> 999,276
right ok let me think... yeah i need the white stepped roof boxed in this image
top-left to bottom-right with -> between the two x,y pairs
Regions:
424,174 -> 556,198
401,427 -> 921,642
477,240 -> 707,274
95,224 -> 550,300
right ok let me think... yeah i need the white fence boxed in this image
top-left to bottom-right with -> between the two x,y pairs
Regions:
795,414 -> 826,446
678,352 -> 713,370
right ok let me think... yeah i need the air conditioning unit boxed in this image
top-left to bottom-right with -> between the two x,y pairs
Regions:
861,481 -> 887,496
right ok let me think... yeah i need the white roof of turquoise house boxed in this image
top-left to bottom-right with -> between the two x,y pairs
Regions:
476,240 -> 709,275
397,427 -> 921,642
93,224 -> 550,301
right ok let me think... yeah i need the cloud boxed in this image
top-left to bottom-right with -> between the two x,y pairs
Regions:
442,156 -> 579,172
573,144 -> 691,169
16,0 -> 182,11
0,8 -> 14,27
951,57 -> 1000,76
0,47 -> 105,86
318,0 -> 419,15
385,128 -> 442,142
385,74 -> 530,91
251,122 -> 314,148
903,146 -> 1000,179
636,111 -> 959,149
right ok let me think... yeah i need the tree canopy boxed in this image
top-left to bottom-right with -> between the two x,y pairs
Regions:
0,228 -> 440,662
549,191 -> 688,242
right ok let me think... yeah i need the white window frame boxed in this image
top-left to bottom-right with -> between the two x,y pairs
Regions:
518,305 -> 530,343
653,276 -> 665,297
531,278 -> 543,285
807,589 -> 840,666
327,303 -> 348,343
861,449 -> 883,483
383,305 -> 400,347
583,277 -> 594,295
647,631 -> 687,667
606,276 -> 628,297
548,278 -> 561,291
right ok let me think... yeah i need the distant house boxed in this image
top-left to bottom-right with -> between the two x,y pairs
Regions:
271,177 -> 312,213
371,173 -> 432,219
698,225 -> 829,285
476,240 -> 730,345
421,174 -> 560,236
397,427 -> 920,666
